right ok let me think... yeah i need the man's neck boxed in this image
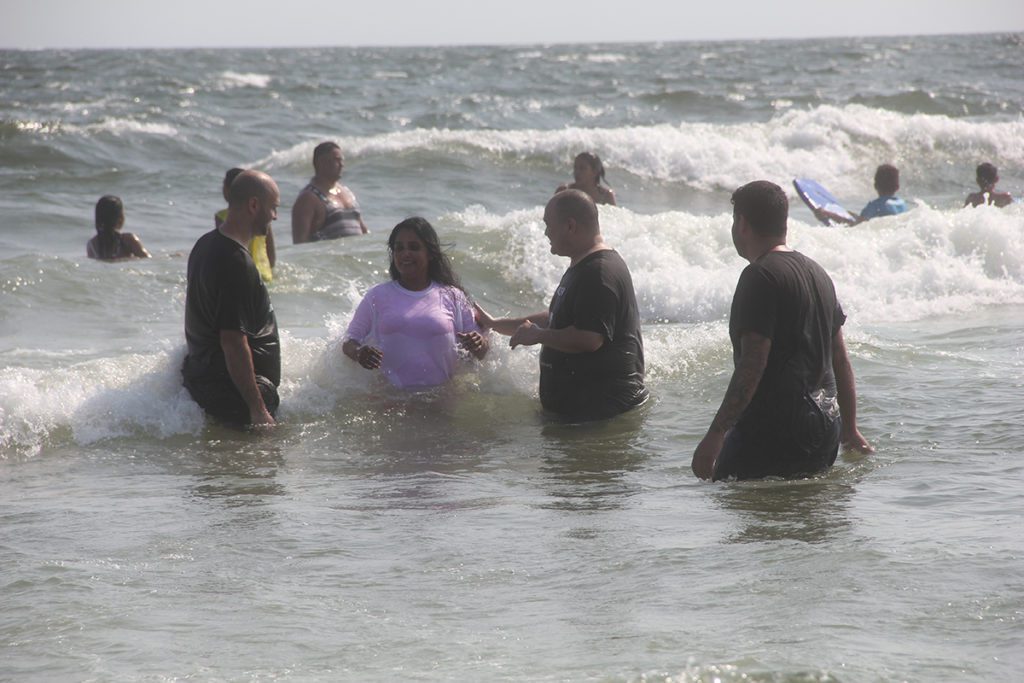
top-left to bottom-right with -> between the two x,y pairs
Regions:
218,214 -> 252,247
747,240 -> 790,263
569,238 -> 610,267
312,175 -> 339,193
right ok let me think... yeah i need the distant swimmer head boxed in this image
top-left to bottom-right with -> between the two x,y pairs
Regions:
221,167 -> 244,202
387,216 -> 461,290
95,195 -> 124,233
731,180 -> 788,242
976,162 -> 999,191
874,164 -> 900,196
312,141 -> 344,180
573,152 -> 607,186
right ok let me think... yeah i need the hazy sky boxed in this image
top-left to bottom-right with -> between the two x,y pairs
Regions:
2,0 -> 1022,49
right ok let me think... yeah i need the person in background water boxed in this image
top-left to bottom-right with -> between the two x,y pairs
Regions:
182,170 -> 281,427
291,141 -> 369,244
556,152 -> 617,206
964,162 -> 1013,208
86,195 -> 150,260
692,180 -> 872,481
216,167 -> 276,283
814,164 -> 908,225
342,217 -> 488,388
477,190 -> 647,422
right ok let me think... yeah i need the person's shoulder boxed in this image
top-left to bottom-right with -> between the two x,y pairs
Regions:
368,280 -> 394,293
441,283 -> 472,304
739,255 -> 788,287
860,196 -> 884,216
198,230 -> 246,263
362,280 -> 397,300
596,186 -> 616,205
194,227 -> 223,249
595,247 -> 632,270
582,249 -> 634,288
293,184 -> 319,206
861,195 -> 904,217
994,191 -> 1014,207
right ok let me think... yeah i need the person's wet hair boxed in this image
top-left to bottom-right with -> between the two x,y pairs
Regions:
976,162 -> 998,185
874,164 -> 900,195
731,180 -> 788,237
222,167 -> 244,194
575,151 -> 608,186
313,141 -> 341,165
93,195 -> 124,259
387,216 -> 463,291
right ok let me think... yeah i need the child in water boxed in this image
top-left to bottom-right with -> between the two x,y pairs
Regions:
556,152 -> 617,206
964,162 -> 1013,208
216,167 -> 276,282
86,195 -> 150,260
814,164 -> 908,225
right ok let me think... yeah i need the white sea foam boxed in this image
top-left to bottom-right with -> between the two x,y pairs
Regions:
82,118 -> 179,137
446,201 -> 1024,328
218,71 -> 272,89
256,105 -> 1024,197
0,348 -> 204,456
587,53 -> 629,64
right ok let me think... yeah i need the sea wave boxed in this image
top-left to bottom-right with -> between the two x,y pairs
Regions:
445,201 -> 1024,327
257,105 -> 1024,197
218,71 -> 273,89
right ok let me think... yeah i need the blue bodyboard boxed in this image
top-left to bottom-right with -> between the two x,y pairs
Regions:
793,178 -> 855,226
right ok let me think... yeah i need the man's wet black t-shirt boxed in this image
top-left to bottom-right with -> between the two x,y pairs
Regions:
182,229 -> 280,386
539,249 -> 647,420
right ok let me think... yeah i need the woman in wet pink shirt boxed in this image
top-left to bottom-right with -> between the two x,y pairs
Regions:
342,217 -> 488,388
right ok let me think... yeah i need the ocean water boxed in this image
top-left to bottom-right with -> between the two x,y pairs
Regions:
2,34 -> 1023,681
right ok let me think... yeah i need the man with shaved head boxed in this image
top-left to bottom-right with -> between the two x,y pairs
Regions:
478,189 -> 648,421
182,170 -> 282,426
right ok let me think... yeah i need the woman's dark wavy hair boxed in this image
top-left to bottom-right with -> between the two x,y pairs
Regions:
387,217 -> 463,291
576,151 -> 609,187
94,195 -> 124,259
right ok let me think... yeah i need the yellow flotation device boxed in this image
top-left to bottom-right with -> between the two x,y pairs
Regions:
215,208 -> 273,283
249,234 -> 273,283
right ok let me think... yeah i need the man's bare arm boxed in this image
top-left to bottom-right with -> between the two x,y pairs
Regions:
220,329 -> 274,425
692,331 -> 771,479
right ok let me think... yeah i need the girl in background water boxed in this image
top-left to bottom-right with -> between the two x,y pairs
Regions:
86,195 -> 150,260
557,152 -> 617,206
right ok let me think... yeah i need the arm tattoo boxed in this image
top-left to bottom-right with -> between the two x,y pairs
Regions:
710,333 -> 771,434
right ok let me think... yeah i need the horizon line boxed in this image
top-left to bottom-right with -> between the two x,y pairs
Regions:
2,28 -> 1018,52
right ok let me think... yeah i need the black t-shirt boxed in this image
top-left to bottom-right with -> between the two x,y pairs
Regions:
539,249 -> 648,420
182,229 -> 280,386
729,250 -> 845,432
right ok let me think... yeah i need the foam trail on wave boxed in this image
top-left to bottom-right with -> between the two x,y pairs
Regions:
444,202 -> 1024,327
256,105 -> 1024,196
218,71 -> 272,89
0,347 -> 204,456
